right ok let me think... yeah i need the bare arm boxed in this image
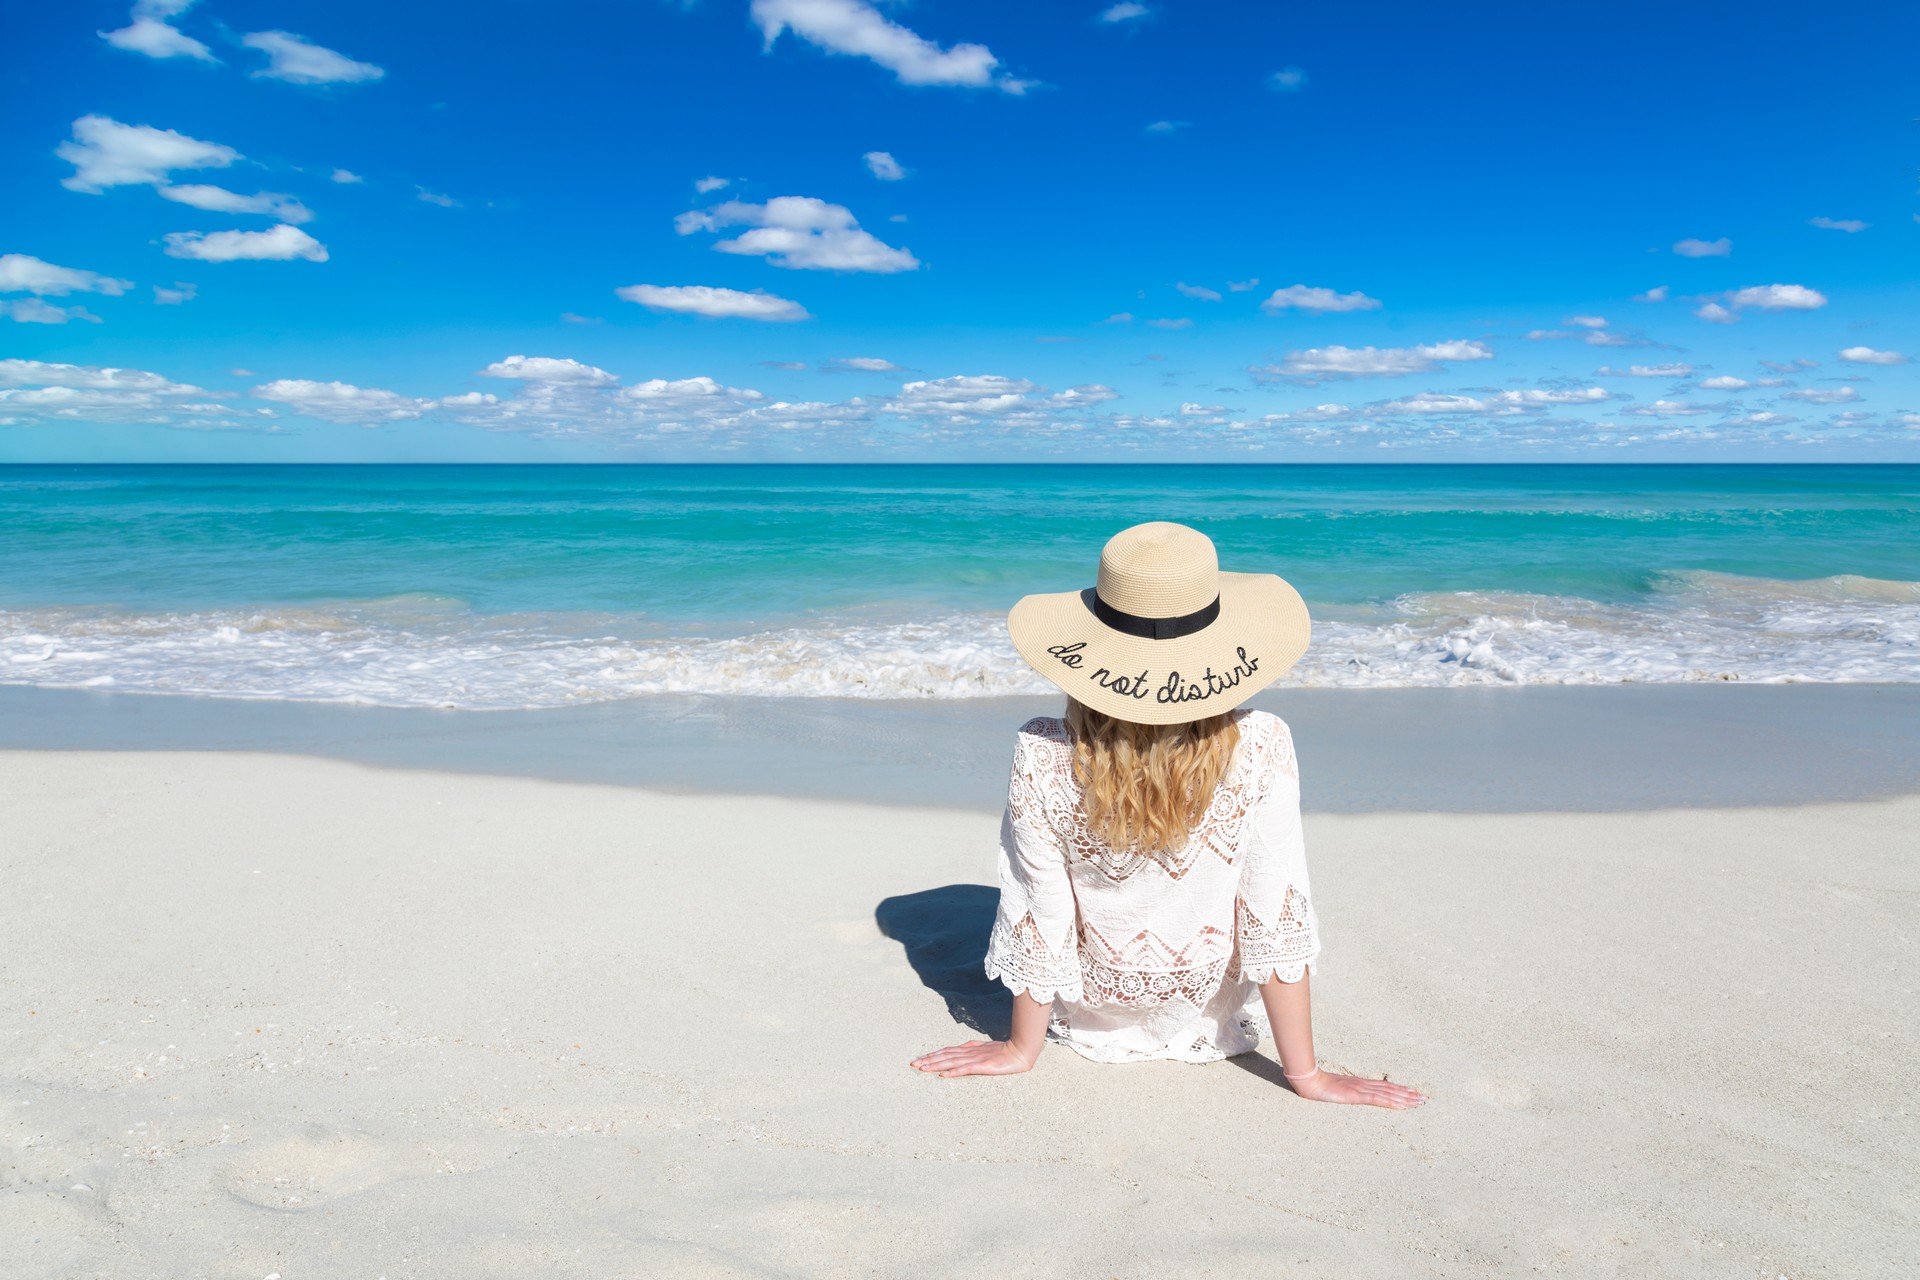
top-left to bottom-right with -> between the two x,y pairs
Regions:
1258,971 -> 1426,1109
911,991 -> 1051,1077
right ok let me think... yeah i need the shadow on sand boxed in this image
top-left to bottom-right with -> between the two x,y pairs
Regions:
876,883 -> 1293,1085
874,884 -> 1012,1041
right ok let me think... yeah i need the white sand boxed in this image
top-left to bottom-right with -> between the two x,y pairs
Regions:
3,750 -> 1914,1278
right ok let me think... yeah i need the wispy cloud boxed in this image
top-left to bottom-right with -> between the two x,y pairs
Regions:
1097,3 -> 1151,24
1672,237 -> 1731,258
1838,346 -> 1905,365
616,284 -> 811,321
0,253 -> 132,298
163,225 -> 329,262
1695,283 -> 1829,323
1252,339 -> 1493,381
1808,217 -> 1867,233
676,196 -> 917,272
1266,67 -> 1307,91
750,0 -> 1025,92
242,30 -> 385,84
99,0 -> 214,62
58,114 -> 236,193
1260,284 -> 1382,314
254,378 -> 427,423
159,184 -> 314,223
863,150 -> 906,181
1597,364 -> 1693,377
1175,282 -> 1221,301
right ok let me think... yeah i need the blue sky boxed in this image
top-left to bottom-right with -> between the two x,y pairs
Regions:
2,0 -> 1916,461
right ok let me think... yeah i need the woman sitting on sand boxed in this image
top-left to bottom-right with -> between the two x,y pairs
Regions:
911,522 -> 1426,1109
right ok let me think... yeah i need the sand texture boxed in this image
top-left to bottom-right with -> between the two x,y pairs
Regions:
3,751 -> 1915,1278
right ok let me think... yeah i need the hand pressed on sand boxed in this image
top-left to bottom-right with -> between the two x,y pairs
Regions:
912,975 -> 1428,1110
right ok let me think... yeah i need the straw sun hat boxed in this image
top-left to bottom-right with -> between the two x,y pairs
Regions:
1007,521 -> 1311,725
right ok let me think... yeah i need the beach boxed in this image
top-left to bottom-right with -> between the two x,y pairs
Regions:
5,687 -> 1917,1278
5,464 -> 1917,1274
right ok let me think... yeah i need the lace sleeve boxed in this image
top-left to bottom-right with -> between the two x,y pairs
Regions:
1234,716 -> 1321,985
982,726 -> 1083,1004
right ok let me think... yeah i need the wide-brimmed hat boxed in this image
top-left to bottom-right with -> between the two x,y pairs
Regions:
1007,521 -> 1310,725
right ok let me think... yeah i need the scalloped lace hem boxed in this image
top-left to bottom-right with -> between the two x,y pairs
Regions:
1239,956 -> 1318,986
983,958 -> 1083,1006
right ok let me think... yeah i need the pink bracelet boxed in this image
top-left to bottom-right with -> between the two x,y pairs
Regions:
1283,1064 -> 1320,1082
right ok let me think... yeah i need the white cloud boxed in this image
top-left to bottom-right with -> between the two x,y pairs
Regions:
823,356 -> 904,372
694,175 -> 731,193
0,359 -> 226,423
560,312 -> 602,325
1179,402 -> 1226,416
1633,285 -> 1669,302
331,168 -> 363,184
1256,339 -> 1493,380
253,378 -> 427,423
1566,315 -> 1607,328
0,253 -> 132,297
1727,284 -> 1827,311
1698,376 -> 1749,390
1597,364 -> 1693,377
1783,386 -> 1862,405
153,282 -> 196,305
1622,400 -> 1714,417
58,114 -> 237,193
1175,282 -> 1221,301
1695,302 -> 1736,324
750,0 -> 1020,91
1808,217 -> 1867,233
242,31 -> 385,84
1226,278 -> 1260,292
158,184 -> 314,223
100,0 -> 214,61
1260,284 -> 1382,314
620,376 -> 759,405
480,355 -> 619,386
1380,393 -> 1487,414
863,151 -> 907,181
616,283 -> 811,321
1673,237 -> 1731,258
1147,317 -> 1192,329
1372,388 -> 1607,416
892,375 -> 1036,409
163,224 -> 329,262
1838,346 -> 1907,365
675,196 -> 917,272
1267,67 -> 1307,91
0,359 -> 197,391
1145,120 -> 1189,135
1492,387 -> 1610,407
416,187 -> 460,208
1,299 -> 100,324
1098,3 -> 1150,22
1101,312 -> 1134,324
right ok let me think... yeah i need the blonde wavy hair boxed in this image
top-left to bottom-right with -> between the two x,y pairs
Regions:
1064,698 -> 1240,855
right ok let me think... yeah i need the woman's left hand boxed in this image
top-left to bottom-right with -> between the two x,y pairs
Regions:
910,1039 -> 1036,1077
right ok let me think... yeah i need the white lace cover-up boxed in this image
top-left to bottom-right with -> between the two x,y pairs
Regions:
982,708 -> 1320,1064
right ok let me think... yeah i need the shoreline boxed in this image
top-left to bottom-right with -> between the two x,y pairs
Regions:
4,681 -> 1919,812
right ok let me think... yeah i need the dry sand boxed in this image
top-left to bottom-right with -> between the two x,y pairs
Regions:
3,750 -> 1914,1278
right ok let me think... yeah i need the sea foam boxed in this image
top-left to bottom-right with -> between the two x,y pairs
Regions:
2,571 -> 1915,709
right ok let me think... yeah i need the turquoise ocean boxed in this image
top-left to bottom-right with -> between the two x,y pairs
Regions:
2,464 -> 1917,709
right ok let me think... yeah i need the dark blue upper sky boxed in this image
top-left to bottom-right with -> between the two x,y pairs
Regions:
2,0 -> 1916,460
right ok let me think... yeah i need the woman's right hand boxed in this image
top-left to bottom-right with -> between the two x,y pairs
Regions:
1287,1068 -> 1427,1109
